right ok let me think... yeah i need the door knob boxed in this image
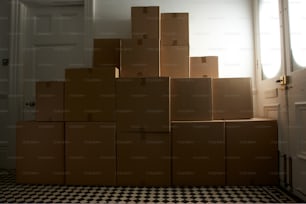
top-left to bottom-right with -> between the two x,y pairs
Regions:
25,101 -> 36,107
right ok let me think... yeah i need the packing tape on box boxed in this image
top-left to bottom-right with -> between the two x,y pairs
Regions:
201,57 -> 207,63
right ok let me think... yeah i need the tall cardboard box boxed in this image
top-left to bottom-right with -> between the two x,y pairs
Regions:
116,77 -> 170,132
213,78 -> 253,119
172,121 -> 225,186
121,39 -> 160,77
171,78 -> 212,121
160,46 -> 189,78
131,6 -> 160,39
190,56 -> 219,78
161,13 -> 189,46
16,122 -> 65,184
93,39 -> 121,68
65,122 -> 116,186
65,67 -> 117,122
117,132 -> 170,186
226,119 -> 278,185
36,82 -> 64,121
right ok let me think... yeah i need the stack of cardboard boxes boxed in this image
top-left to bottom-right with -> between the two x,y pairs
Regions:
16,6 -> 278,186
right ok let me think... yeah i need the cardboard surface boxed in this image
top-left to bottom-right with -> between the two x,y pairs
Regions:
16,121 -> 65,185
121,39 -> 160,77
172,121 -> 225,186
65,122 -> 116,186
213,78 -> 253,119
190,56 -> 219,78
160,46 -> 189,78
116,77 -> 170,132
226,119 -> 278,185
161,13 -> 189,46
93,39 -> 121,68
131,6 -> 160,39
36,82 -> 65,121
65,67 -> 117,122
171,78 -> 212,121
117,131 -> 171,186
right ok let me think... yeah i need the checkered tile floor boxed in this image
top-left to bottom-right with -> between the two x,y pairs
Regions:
0,170 -> 302,203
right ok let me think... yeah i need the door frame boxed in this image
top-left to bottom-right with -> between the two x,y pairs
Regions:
7,0 -> 94,169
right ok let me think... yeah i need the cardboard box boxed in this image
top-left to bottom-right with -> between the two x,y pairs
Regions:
190,56 -> 219,78
93,39 -> 121,68
36,82 -> 64,121
116,77 -> 170,132
213,78 -> 253,119
121,39 -> 160,77
171,78 -> 212,121
65,67 -> 117,122
160,46 -> 189,78
172,121 -> 225,186
16,121 -> 65,184
226,119 -> 278,185
117,131 -> 170,186
65,122 -> 116,186
161,13 -> 189,46
132,6 -> 160,39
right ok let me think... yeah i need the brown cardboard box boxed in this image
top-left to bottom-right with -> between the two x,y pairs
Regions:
190,56 -> 219,78
160,46 -> 189,78
117,131 -> 170,186
226,119 -> 278,185
121,39 -> 160,77
65,67 -> 117,122
213,78 -> 253,119
116,77 -> 170,132
172,121 -> 225,186
171,78 -> 212,121
131,6 -> 160,39
36,82 -> 64,121
65,122 -> 116,185
93,39 -> 121,68
161,13 -> 189,46
16,121 -> 65,184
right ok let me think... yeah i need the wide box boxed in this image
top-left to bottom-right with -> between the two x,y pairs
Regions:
213,78 -> 253,119
226,119 -> 278,185
172,121 -> 225,186
16,121 -> 65,184
65,122 -> 116,186
117,131 -> 170,186
160,46 -> 189,78
36,81 -> 64,121
131,6 -> 160,39
190,56 -> 219,78
121,39 -> 160,77
171,78 -> 212,121
65,67 -> 117,122
116,77 -> 170,132
161,13 -> 189,46
93,39 -> 121,68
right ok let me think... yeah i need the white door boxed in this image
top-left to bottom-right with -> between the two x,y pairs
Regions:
23,4 -> 85,120
255,0 -> 289,188
284,0 -> 306,199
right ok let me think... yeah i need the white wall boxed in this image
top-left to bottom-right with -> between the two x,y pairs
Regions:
94,0 -> 255,78
0,0 -> 10,168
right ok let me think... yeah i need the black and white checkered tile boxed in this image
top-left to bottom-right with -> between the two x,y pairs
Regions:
0,169 -> 301,203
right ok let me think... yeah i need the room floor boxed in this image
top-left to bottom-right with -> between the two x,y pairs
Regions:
0,170 -> 302,203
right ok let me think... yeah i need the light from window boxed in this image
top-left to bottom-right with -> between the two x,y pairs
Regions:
259,0 -> 282,79
288,0 -> 306,68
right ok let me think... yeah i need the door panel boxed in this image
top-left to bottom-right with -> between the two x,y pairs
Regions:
23,6 -> 85,120
255,0 -> 289,187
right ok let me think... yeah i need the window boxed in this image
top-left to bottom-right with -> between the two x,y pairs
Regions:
258,0 -> 282,79
288,0 -> 306,69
